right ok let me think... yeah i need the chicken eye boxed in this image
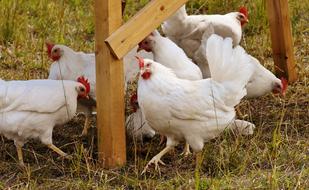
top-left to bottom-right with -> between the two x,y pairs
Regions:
80,87 -> 85,92
53,49 -> 58,53
146,63 -> 151,67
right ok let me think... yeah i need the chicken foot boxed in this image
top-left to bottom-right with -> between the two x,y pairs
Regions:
47,144 -> 72,159
141,145 -> 173,174
180,142 -> 192,157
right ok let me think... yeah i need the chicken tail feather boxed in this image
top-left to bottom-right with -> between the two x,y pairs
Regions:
206,34 -> 254,106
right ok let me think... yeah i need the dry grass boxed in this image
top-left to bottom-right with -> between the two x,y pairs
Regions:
0,0 -> 308,189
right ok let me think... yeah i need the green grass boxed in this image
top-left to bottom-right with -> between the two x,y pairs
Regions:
0,0 -> 308,189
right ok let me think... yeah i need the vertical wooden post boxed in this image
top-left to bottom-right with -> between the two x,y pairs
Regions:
266,0 -> 297,82
94,0 -> 126,168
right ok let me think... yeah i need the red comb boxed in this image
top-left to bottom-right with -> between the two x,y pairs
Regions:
130,92 -> 138,112
281,77 -> 288,95
77,76 -> 90,94
239,6 -> 248,18
135,56 -> 144,69
46,42 -> 55,58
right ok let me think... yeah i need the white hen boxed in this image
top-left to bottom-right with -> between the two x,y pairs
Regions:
0,77 -> 89,165
193,32 -> 288,97
162,5 -> 249,58
124,46 -> 156,141
137,34 -> 255,173
46,43 -> 96,136
138,30 -> 202,153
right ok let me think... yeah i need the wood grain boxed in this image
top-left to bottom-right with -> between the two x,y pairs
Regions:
105,0 -> 188,59
266,0 -> 297,82
94,0 -> 126,168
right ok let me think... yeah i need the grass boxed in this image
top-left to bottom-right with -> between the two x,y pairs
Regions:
0,0 -> 308,189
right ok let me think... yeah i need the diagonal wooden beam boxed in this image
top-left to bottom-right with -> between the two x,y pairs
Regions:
105,0 -> 188,59
266,0 -> 297,82
94,0 -> 126,168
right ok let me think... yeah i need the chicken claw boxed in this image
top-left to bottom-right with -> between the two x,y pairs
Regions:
180,143 -> 192,157
47,144 -> 72,159
142,156 -> 166,174
141,145 -> 173,174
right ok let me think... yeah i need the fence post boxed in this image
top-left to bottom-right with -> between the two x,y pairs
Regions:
266,0 -> 297,82
94,0 -> 126,168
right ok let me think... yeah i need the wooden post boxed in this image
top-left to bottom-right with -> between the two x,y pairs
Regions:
266,0 -> 297,82
106,0 -> 188,59
94,0 -> 126,168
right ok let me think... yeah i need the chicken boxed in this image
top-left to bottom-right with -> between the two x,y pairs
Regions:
137,34 -> 256,173
0,77 -> 90,165
138,30 -> 202,154
47,43 -> 156,139
138,30 -> 202,80
125,95 -> 156,143
124,46 -> 156,141
162,5 -> 248,59
46,43 -> 96,136
126,92 -> 155,141
193,31 -> 288,97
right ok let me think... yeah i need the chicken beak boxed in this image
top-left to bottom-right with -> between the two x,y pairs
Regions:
281,77 -> 288,97
280,86 -> 287,97
137,46 -> 143,52
140,66 -> 146,74
135,56 -> 144,69
281,92 -> 286,97
272,86 -> 285,98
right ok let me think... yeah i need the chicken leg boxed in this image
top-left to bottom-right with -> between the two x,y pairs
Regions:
15,144 -> 24,166
81,115 -> 91,136
180,142 -> 192,157
47,144 -> 72,159
141,145 -> 173,174
77,99 -> 96,136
